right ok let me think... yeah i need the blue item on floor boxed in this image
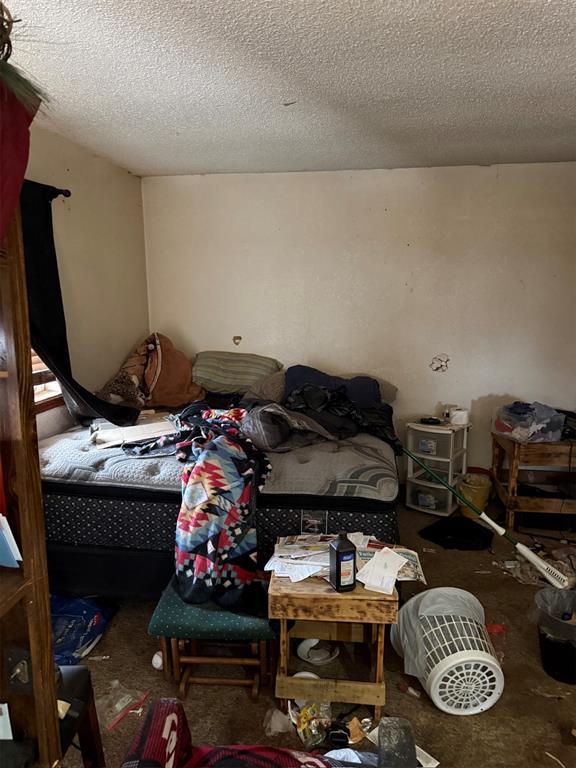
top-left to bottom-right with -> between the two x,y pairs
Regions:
51,595 -> 116,665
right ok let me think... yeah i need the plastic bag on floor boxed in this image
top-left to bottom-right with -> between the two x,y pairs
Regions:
51,595 -> 116,665
95,679 -> 150,731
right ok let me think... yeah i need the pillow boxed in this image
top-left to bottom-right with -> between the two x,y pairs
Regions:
98,333 -> 204,409
348,373 -> 397,404
145,333 -> 204,408
284,365 -> 382,408
97,340 -> 149,407
193,351 -> 282,394
244,370 -> 285,403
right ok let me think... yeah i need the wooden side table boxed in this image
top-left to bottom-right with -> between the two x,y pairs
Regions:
268,574 -> 398,719
491,432 -> 576,530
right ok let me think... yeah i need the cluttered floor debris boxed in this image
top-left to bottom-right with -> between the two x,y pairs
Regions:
61,506 -> 575,768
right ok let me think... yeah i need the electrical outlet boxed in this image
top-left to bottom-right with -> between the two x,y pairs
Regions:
5,647 -> 32,695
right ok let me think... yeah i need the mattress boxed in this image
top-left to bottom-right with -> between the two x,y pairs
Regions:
264,434 -> 398,502
40,426 -> 399,556
39,426 -> 399,503
39,426 -> 184,493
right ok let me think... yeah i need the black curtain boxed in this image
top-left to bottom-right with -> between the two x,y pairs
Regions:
20,180 -> 138,426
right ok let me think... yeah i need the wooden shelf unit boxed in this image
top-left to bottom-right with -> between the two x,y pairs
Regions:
0,212 -> 61,766
491,431 -> 576,530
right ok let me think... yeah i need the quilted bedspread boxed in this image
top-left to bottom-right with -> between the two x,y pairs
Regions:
172,408 -> 269,609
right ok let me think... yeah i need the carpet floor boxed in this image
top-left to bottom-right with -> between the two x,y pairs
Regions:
61,507 -> 575,768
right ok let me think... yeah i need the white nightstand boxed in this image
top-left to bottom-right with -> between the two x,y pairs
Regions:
405,422 -> 471,516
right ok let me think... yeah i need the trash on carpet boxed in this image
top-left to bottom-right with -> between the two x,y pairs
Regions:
531,685 -> 573,700
287,672 -> 332,748
495,545 -> 576,588
486,623 -> 508,664
397,681 -> 422,698
51,595 -> 116,665
151,651 -> 163,670
324,748 -> 378,765
95,680 -> 150,731
543,752 -> 567,768
346,717 -> 367,744
263,708 -> 293,736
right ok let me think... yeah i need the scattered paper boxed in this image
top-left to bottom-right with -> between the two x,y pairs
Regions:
348,532 -> 371,549
0,515 -> 22,561
264,556 -> 323,582
92,419 -> 177,449
356,546 -> 426,584
346,716 -> 367,744
0,703 -> 13,740
357,547 -> 408,594
267,534 -> 425,586
57,700 -> 71,719
416,745 -> 440,767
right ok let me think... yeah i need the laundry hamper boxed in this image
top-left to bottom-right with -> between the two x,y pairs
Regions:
391,587 -> 504,715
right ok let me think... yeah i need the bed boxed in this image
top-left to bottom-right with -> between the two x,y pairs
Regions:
40,424 -> 399,598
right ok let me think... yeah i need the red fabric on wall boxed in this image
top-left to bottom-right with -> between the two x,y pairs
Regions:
0,81 -> 34,241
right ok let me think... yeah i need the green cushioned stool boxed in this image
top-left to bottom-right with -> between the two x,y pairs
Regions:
149,582 -> 275,700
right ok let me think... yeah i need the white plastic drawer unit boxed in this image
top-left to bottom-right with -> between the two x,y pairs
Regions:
405,422 -> 471,517
409,456 -> 452,483
407,479 -> 454,516
407,425 -> 465,462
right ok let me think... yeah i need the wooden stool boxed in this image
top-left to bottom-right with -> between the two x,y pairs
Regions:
148,582 -> 275,700
268,573 -> 398,720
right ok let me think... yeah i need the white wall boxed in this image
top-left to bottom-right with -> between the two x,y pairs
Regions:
142,163 -> 576,466
26,125 -> 149,391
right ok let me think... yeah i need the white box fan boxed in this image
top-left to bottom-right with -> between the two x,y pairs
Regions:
391,588 -> 504,715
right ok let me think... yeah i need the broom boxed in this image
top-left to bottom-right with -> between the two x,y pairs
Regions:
403,446 -> 571,590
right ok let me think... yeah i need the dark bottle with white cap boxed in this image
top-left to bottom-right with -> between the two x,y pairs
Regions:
329,531 -> 356,592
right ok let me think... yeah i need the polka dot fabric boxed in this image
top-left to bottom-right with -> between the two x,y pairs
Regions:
148,582 -> 275,641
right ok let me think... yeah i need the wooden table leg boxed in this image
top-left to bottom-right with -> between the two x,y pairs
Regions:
507,442 -> 520,531
491,440 -> 503,491
373,623 -> 385,723
278,619 -> 288,711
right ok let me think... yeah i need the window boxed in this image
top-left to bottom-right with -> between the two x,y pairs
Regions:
31,350 -> 63,412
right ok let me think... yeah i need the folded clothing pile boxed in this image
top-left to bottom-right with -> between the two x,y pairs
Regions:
493,401 -> 565,443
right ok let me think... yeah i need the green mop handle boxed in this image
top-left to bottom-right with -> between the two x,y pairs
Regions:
403,445 -> 570,589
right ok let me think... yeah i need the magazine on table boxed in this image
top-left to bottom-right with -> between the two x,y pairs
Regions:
265,532 -> 426,585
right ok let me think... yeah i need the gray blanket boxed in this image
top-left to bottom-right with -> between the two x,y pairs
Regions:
241,402 -> 336,452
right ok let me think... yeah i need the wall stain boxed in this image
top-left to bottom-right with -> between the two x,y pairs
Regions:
430,353 -> 450,372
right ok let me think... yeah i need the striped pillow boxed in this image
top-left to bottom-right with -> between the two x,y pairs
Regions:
192,351 -> 283,394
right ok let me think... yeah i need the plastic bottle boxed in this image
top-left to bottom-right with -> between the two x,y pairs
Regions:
329,532 -> 356,592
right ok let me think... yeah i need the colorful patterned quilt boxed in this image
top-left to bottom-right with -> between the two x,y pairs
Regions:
171,408 -> 270,610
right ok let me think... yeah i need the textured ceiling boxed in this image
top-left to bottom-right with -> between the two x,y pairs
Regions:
13,0 -> 576,175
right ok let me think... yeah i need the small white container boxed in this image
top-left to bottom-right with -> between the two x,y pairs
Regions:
405,422 -> 471,516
